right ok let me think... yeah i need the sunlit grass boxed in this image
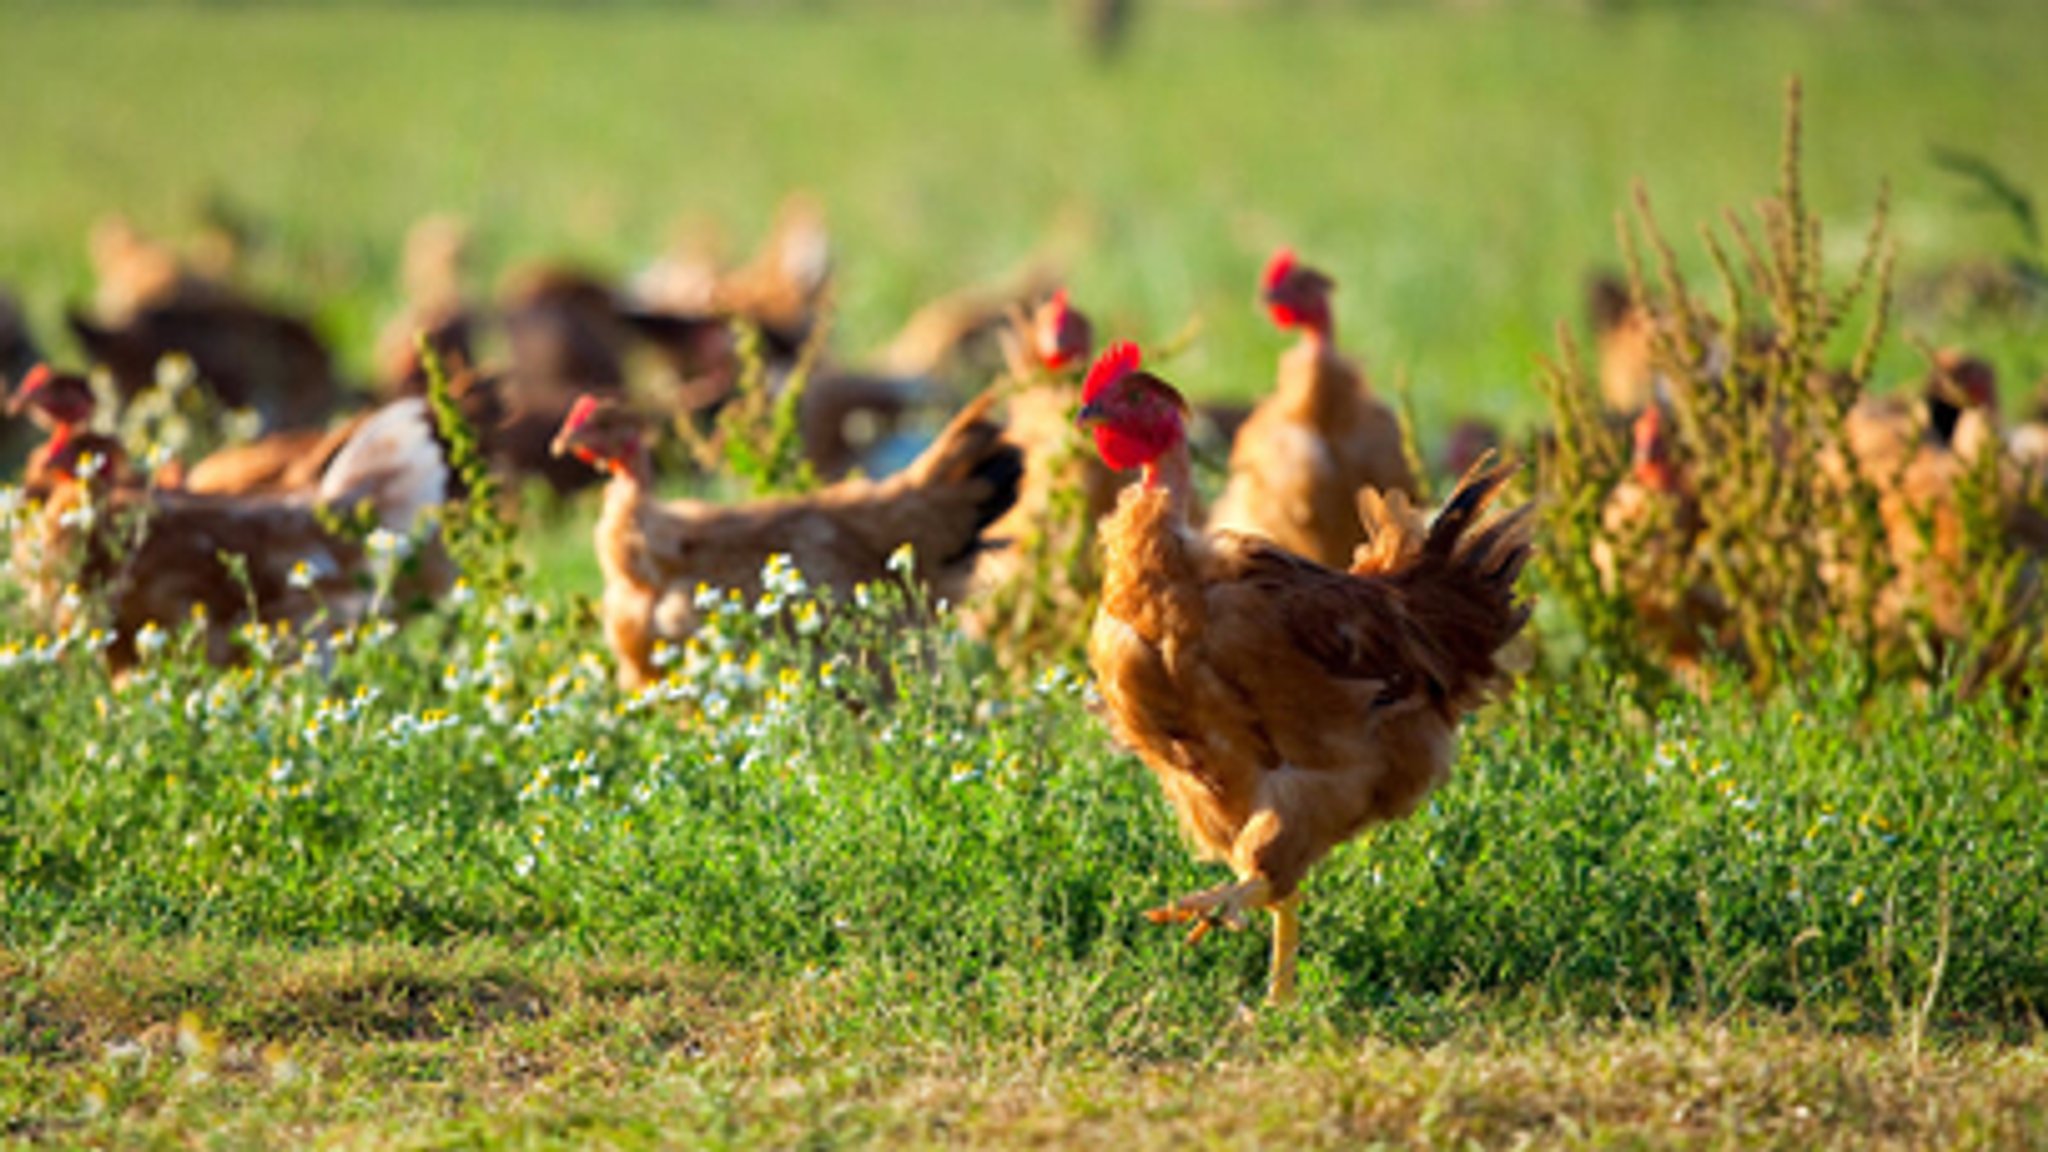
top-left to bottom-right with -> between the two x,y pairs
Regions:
1,3 -> 2044,440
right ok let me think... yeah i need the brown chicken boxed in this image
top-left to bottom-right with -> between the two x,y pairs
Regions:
87,214 -> 228,324
183,413 -> 374,496
8,367 -> 137,493
1208,250 -> 1419,568
551,390 -> 1023,690
1593,406 -> 1726,682
67,298 -> 339,433
497,264 -> 636,391
375,214 -> 479,393
877,259 -> 1063,383
993,289 -> 1124,533
712,194 -> 833,355
1077,342 -> 1534,1002
16,373 -> 453,674
964,291 -> 1126,655
1835,351 -> 2048,648
183,370 -> 507,498
1588,273 -> 1659,415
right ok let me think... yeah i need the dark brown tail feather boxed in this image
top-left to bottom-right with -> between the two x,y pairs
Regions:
1402,453 -> 1536,712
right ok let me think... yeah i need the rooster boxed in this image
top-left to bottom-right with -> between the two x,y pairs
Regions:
1077,342 -> 1533,1002
551,390 -> 1022,690
14,368 -> 453,674
1208,250 -> 1419,569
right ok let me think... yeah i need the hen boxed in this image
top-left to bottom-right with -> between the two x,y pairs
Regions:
9,367 -> 136,493
964,290 -> 1125,658
552,390 -> 1022,690
374,214 -> 479,393
15,370 -> 453,674
1078,342 -> 1533,1003
1208,250 -> 1419,568
1834,351 -> 2048,651
1593,405 -> 1726,682
67,298 -> 339,434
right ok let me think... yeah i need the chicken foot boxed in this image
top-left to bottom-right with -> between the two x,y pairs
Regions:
1144,877 -> 1301,1003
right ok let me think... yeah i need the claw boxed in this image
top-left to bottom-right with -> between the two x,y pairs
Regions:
1143,877 -> 1272,945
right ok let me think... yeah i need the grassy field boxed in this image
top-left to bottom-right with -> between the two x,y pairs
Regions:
7,2 -> 2048,1147
3,2 -> 2047,434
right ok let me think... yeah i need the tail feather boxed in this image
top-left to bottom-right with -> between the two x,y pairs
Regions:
317,397 -> 452,533
901,388 -> 1025,554
1392,454 -> 1536,711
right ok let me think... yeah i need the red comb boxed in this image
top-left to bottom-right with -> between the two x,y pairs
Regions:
1082,341 -> 1141,405
1048,287 -> 1070,314
564,393 -> 602,432
17,363 -> 52,396
1262,248 -> 1297,294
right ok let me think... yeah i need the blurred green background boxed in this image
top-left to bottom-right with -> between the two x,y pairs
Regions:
2,1 -> 2044,439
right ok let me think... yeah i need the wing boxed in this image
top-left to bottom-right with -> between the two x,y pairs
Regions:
1205,532 -> 1441,704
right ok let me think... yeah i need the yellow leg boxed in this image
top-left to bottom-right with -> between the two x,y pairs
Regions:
1267,894 -> 1301,1004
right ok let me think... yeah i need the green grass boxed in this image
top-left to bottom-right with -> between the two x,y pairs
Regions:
2,2 -> 2046,438
4,552 -> 2048,1143
7,2 -> 2048,1145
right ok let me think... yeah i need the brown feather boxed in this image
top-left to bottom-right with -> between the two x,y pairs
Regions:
1092,447 -> 1532,899
1208,339 -> 1418,568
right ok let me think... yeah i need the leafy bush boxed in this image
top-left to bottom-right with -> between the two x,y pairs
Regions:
1539,79 -> 2045,694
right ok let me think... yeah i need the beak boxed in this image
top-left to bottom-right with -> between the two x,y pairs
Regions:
548,429 -> 576,459
1074,401 -> 1105,430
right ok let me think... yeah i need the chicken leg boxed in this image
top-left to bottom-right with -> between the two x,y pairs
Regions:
1268,893 -> 1301,1004
1147,875 -> 1301,1002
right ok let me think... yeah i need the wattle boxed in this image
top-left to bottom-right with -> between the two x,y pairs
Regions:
1094,423 -> 1173,473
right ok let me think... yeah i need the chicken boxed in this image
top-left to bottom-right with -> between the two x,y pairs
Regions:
15,372 -> 453,674
551,389 -> 1023,690
1,298 -> 51,470
375,214 -> 479,393
8,366 -> 138,493
87,214 -> 228,324
1836,351 -> 2048,648
1593,406 -> 1725,680
1208,249 -> 1419,569
1588,273 -> 1658,415
964,291 -> 1125,657
183,413 -> 373,496
0,289 -> 40,391
876,259 -> 1063,384
1440,416 -> 1504,486
712,193 -> 832,356
1077,342 -> 1534,1002
497,264 -> 635,391
66,297 -> 339,433
183,369 -> 506,498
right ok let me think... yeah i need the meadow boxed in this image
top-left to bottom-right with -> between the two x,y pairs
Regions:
5,2 -> 2048,1146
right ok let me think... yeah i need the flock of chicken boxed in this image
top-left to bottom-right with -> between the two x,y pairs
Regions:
2,206 -> 1542,1001
1585,273 -> 2048,683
